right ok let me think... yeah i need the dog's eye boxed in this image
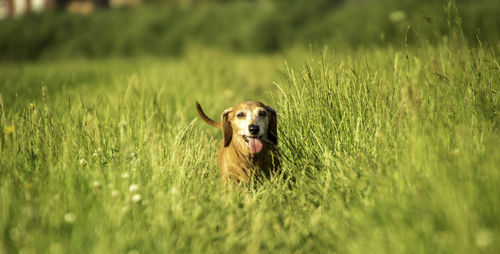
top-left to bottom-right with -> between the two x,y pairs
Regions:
237,112 -> 245,118
258,111 -> 267,117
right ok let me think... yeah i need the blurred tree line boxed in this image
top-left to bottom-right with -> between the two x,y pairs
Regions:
0,0 -> 498,60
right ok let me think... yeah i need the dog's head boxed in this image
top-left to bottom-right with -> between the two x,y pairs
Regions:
221,101 -> 277,154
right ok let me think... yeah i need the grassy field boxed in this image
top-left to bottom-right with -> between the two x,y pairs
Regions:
1,42 -> 499,253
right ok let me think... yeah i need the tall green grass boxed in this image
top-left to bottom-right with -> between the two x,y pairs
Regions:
275,44 -> 499,252
1,42 -> 499,253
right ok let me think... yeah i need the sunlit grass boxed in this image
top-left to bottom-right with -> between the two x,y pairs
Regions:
0,44 -> 499,253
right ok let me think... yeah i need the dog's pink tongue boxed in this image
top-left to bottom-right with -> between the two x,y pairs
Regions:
248,138 -> 263,153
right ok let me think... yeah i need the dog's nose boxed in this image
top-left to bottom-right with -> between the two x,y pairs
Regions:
248,124 -> 260,135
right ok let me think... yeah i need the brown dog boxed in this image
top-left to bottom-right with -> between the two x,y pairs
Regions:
196,101 -> 280,183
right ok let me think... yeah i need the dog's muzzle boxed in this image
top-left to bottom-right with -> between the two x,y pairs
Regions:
248,124 -> 260,135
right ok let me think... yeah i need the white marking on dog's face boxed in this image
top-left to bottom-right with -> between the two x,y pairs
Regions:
231,102 -> 269,138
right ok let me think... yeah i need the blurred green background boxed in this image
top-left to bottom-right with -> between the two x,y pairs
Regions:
1,0 -> 499,61
1,1 -> 500,253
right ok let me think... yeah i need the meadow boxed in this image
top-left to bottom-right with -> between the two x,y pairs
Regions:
1,40 -> 499,253
1,0 -> 500,252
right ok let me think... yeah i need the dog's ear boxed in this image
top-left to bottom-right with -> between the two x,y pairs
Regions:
266,105 -> 278,145
222,107 -> 233,147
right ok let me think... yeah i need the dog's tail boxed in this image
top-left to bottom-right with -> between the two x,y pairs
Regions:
196,102 -> 222,129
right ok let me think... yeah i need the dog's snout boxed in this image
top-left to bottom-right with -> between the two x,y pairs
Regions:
249,124 -> 260,135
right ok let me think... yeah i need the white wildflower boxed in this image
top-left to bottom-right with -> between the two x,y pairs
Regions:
79,159 -> 87,166
131,194 -> 142,203
64,212 -> 76,224
93,181 -> 101,188
111,190 -> 119,198
121,172 -> 130,179
129,184 -> 140,193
